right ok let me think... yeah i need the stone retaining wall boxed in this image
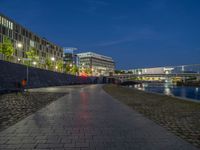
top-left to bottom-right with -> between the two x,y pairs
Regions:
0,60 -> 97,91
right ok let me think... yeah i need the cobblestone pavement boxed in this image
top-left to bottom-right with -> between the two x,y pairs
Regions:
103,84 -> 200,148
0,85 -> 198,150
0,92 -> 66,132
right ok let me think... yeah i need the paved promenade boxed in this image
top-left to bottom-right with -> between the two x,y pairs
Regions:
0,85 -> 198,150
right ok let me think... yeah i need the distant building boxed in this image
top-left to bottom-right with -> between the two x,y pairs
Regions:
0,13 -> 63,68
63,48 -> 79,67
77,52 -> 115,76
63,52 -> 73,65
129,67 -> 174,75
128,65 -> 200,75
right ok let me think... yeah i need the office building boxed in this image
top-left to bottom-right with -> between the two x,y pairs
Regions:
63,48 -> 79,66
77,52 -> 115,76
0,13 -> 63,68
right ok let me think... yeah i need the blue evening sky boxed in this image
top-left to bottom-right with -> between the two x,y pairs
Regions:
1,0 -> 200,69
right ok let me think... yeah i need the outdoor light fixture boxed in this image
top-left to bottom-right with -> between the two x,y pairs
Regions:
17,42 -> 23,48
33,61 -> 37,66
17,58 -> 21,61
55,66 -> 58,69
51,57 -> 55,61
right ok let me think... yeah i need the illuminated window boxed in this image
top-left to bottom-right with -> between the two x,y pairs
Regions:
3,18 -> 6,26
30,40 -> 35,47
10,22 -> 13,30
8,21 -> 11,29
0,17 -> 13,30
6,20 -> 8,28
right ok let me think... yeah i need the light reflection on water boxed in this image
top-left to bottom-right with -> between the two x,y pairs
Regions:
164,87 -> 171,95
134,83 -> 200,101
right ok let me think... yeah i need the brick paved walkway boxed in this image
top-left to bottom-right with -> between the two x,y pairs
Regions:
0,92 -> 66,132
0,85 -> 198,150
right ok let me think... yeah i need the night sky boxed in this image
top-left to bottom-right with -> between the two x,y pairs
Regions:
1,0 -> 200,69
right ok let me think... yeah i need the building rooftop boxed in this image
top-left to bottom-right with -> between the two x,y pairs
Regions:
77,52 -> 114,62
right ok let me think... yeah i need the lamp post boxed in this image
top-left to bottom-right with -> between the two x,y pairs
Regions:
22,58 -> 31,87
33,61 -> 37,66
16,42 -> 23,63
51,57 -> 55,71
17,42 -> 29,87
17,58 -> 21,63
51,57 -> 55,61
17,43 -> 23,49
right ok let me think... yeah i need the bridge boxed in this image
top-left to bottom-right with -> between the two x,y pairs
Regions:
112,64 -> 200,83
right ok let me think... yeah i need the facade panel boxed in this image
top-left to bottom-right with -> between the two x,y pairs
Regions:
0,13 -> 63,69
77,52 -> 115,76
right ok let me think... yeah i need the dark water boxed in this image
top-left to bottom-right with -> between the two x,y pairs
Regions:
134,83 -> 200,101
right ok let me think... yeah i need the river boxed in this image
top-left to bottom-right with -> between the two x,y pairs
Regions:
134,83 -> 200,101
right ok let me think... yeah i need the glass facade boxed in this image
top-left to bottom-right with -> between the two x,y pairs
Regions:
130,65 -> 200,75
77,52 -> 115,76
0,13 -> 63,67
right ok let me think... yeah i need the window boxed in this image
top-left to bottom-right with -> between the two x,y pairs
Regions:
2,18 -> 6,26
15,50 -> 18,56
0,17 -> 13,30
14,33 -> 18,40
0,34 -> 2,42
30,40 -> 35,47
10,22 -> 13,30
6,20 -> 8,28
2,26 -> 6,35
8,30 -> 12,38
22,52 -> 25,58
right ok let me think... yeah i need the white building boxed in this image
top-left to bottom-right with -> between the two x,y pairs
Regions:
77,52 -> 115,76
130,67 -> 174,75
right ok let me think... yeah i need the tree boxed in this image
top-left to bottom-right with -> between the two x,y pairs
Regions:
71,65 -> 79,75
84,68 -> 92,76
65,64 -> 71,74
127,71 -> 133,74
25,47 -> 39,66
45,57 -> 53,70
115,70 -> 126,74
26,47 -> 38,61
56,60 -> 64,72
0,37 -> 15,61
115,70 -> 121,74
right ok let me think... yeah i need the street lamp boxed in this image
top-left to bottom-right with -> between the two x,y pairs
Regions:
17,43 -> 23,49
51,57 -> 56,71
33,61 -> 37,66
17,42 -> 29,88
22,58 -> 31,87
51,57 -> 55,61
16,42 -> 23,63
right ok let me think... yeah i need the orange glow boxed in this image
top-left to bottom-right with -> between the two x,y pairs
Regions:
80,72 -> 88,77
